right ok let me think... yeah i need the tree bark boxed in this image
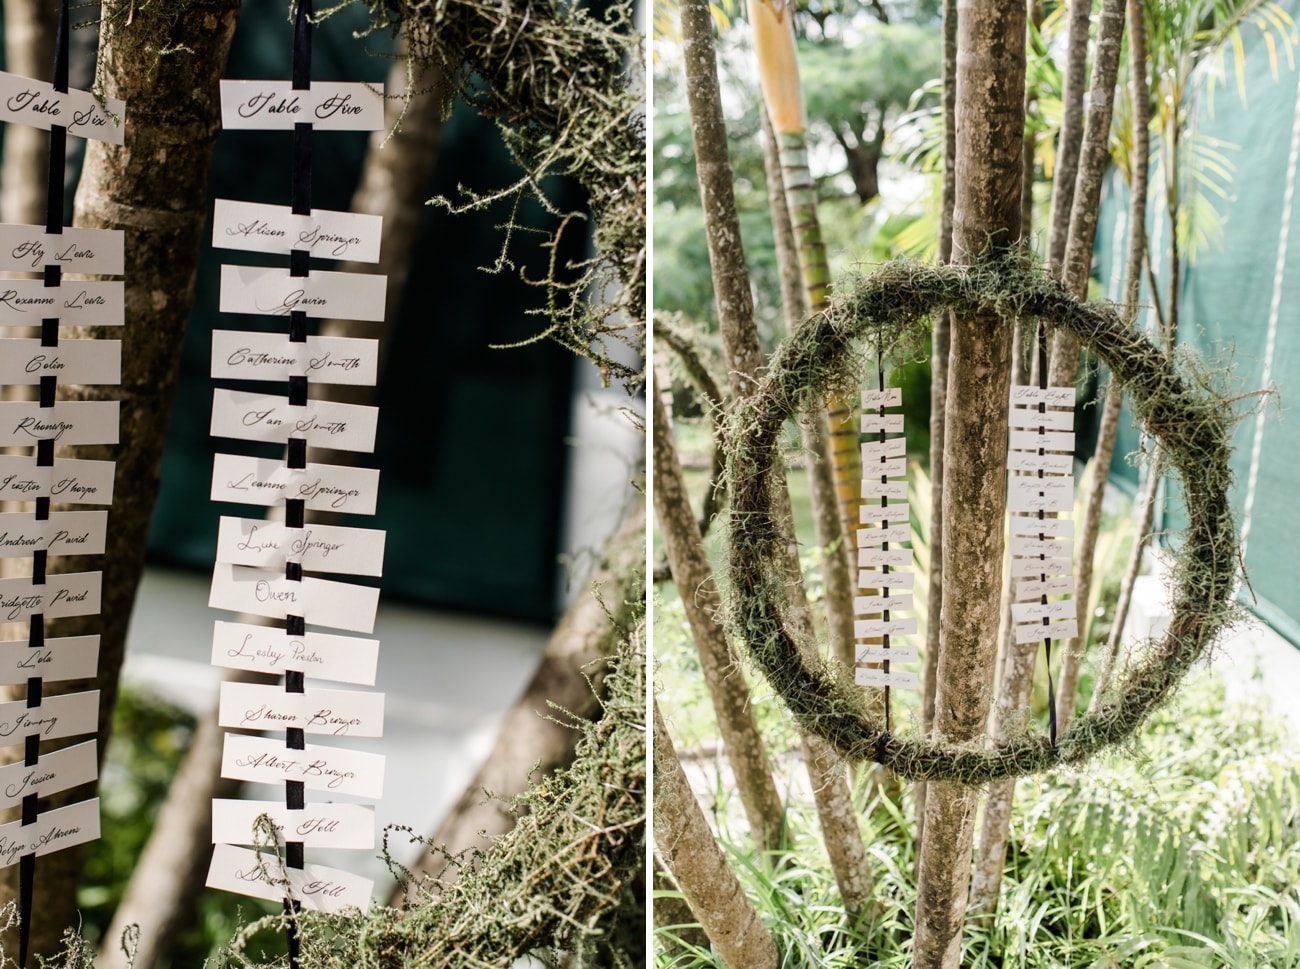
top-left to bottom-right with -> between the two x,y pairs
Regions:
652,857 -> 710,955
654,702 -> 779,969
0,4 -> 241,960
652,391 -> 785,853
911,1 -> 1025,965
1045,0 -> 1092,275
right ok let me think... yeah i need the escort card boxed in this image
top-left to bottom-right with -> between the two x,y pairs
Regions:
1009,536 -> 1073,560
858,569 -> 914,590
856,524 -> 911,546
856,644 -> 920,664
1008,475 -> 1074,513
212,200 -> 382,263
215,517 -> 385,577
0,740 -> 96,810
1007,407 -> 1075,431
855,667 -> 919,689
210,389 -> 377,453
1010,385 -> 1076,407
0,224 -> 123,274
0,456 -> 115,505
211,798 -> 374,849
1007,450 -> 1073,474
219,265 -> 386,323
854,617 -> 918,639
0,71 -> 125,143
220,80 -> 385,131
0,636 -> 98,686
1009,514 -> 1073,537
1009,430 -> 1076,453
860,503 -> 908,525
861,457 -> 906,479
0,401 -> 119,447
853,594 -> 913,614
1016,576 -> 1076,600
210,454 -> 379,515
206,843 -> 373,914
0,339 -> 121,386
0,280 -> 124,326
0,571 -> 101,622
861,388 -> 902,407
221,732 -> 385,798
1012,599 -> 1075,623
0,798 -> 100,869
211,622 -> 379,685
0,511 -> 107,558
1009,556 -> 1072,579
209,564 -> 379,634
862,479 -> 908,500
860,413 -> 904,433
861,437 -> 907,461
1014,618 -> 1078,644
0,690 -> 99,745
218,681 -> 384,738
857,547 -> 912,569
211,330 -> 379,386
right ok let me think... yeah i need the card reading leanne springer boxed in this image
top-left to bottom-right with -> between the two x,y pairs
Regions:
210,454 -> 378,516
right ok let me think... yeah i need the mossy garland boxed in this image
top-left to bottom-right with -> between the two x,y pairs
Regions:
726,256 -> 1242,783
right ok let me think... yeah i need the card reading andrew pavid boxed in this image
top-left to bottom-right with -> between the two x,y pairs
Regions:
0,635 -> 98,686
211,621 -> 380,686
210,389 -> 377,454
0,339 -> 121,386
0,456 -> 115,505
206,842 -> 373,914
210,330 -> 378,387
0,690 -> 99,746
0,401 -> 119,447
0,224 -> 124,275
0,798 -> 100,869
211,798 -> 374,850
218,681 -> 385,738
212,200 -> 382,263
0,280 -> 124,326
208,564 -> 379,634
0,739 -> 96,811
210,454 -> 378,515
219,81 -> 384,132
215,516 -> 386,577
0,71 -> 125,143
219,265 -> 386,323
221,732 -> 385,798
0,510 -> 108,558
0,571 -> 101,622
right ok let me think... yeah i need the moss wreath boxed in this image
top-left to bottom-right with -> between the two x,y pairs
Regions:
726,256 -> 1242,784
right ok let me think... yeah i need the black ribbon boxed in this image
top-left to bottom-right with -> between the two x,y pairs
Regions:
1036,322 -> 1058,748
875,349 -> 893,734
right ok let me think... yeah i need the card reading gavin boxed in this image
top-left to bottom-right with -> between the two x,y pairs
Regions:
215,517 -> 386,577
0,740 -> 96,810
0,571 -> 101,622
0,798 -> 100,869
219,264 -> 387,323
0,401 -> 119,447
220,80 -> 385,131
856,644 -> 920,664
212,621 -> 379,686
206,843 -> 373,914
208,564 -> 379,634
0,280 -> 124,326
0,690 -> 99,746
0,71 -> 125,143
0,511 -> 107,559
0,339 -> 121,386
211,799 -> 374,850
210,389 -> 378,454
211,330 -> 379,386
221,732 -> 385,798
0,224 -> 124,274
0,635 -> 98,686
210,454 -> 379,515
218,681 -> 385,738
212,199 -> 383,263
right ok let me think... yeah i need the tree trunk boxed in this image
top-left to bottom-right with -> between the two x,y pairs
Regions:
652,858 -> 710,955
654,702 -> 779,969
652,391 -> 785,853
0,5 -> 241,960
0,0 -> 56,226
911,1 -> 1025,964
1045,0 -> 1092,274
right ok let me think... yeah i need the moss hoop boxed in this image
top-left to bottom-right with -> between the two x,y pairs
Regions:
726,257 -> 1240,783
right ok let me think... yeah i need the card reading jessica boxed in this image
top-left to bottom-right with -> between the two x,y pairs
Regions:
215,517 -> 386,577
210,454 -> 378,515
218,681 -> 385,737
0,224 -> 124,274
211,799 -> 375,850
0,339 -> 121,386
211,330 -> 379,387
0,571 -> 101,622
210,389 -> 378,454
0,280 -> 124,326
0,401 -> 120,447
211,622 -> 379,686
0,690 -> 100,745
0,511 -> 108,558
206,843 -> 373,914
221,732 -> 385,799
212,200 -> 382,263
0,71 -> 125,143
219,81 -> 385,132
0,799 -> 101,869
0,739 -> 97,811
0,456 -> 115,505
0,635 -> 98,686
208,564 -> 379,634
219,264 -> 386,323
